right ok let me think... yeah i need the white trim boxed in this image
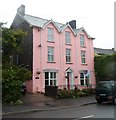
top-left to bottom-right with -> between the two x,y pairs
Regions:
61,23 -> 76,36
42,19 -> 60,32
76,27 -> 95,40
65,67 -> 74,90
45,72 -> 57,86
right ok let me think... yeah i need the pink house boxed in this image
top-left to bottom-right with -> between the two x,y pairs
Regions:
11,5 -> 96,93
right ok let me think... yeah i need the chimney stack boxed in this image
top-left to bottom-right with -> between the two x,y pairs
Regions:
69,20 -> 76,29
17,5 -> 25,16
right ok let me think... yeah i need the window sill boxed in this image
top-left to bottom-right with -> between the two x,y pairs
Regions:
80,46 -> 86,48
81,63 -> 88,65
47,41 -> 55,43
47,61 -> 56,63
66,62 -> 73,64
65,43 -> 72,46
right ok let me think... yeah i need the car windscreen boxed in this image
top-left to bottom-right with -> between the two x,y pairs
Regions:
96,82 -> 111,89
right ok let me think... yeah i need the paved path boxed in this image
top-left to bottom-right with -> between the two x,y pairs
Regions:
2,93 -> 96,116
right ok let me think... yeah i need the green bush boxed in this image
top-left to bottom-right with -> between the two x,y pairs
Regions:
57,88 -> 94,99
77,91 -> 86,97
58,89 -> 80,99
2,64 -> 31,104
82,88 -> 95,96
58,89 -> 72,98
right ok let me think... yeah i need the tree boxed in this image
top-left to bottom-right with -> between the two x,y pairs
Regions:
2,64 -> 31,104
2,28 -> 31,104
94,54 -> 116,82
2,28 -> 26,64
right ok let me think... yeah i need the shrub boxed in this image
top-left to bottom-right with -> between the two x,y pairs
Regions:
82,88 -> 95,96
58,89 -> 72,98
58,89 -> 80,99
2,64 -> 31,104
77,91 -> 86,97
57,87 -> 95,99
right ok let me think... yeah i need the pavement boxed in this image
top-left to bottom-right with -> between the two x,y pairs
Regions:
2,93 -> 97,116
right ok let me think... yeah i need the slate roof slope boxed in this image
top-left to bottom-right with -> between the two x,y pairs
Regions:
24,14 -> 64,29
24,14 -> 48,28
21,14 -> 94,39
13,4 -> 94,39
94,47 -> 115,55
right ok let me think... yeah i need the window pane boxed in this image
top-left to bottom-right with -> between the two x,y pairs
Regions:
48,47 -> 54,62
50,80 -> 53,86
85,78 -> 89,86
53,72 -> 56,78
45,80 -> 49,86
81,80 -> 84,85
81,58 -> 85,63
80,35 -> 85,46
54,80 -> 56,86
81,51 -> 86,63
80,73 -> 84,78
65,32 -> 71,44
51,55 -> 54,61
48,28 -> 53,41
66,49 -> 71,62
45,72 -> 49,79
50,72 -> 53,78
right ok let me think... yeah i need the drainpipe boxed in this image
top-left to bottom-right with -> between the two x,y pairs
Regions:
75,36 -> 78,83
38,28 -> 42,92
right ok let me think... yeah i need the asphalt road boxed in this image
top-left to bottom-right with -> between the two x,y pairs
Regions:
3,103 -> 116,119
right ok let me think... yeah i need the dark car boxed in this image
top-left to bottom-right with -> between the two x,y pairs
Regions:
95,80 -> 116,104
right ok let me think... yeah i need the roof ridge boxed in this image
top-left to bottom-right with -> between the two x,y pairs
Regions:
25,14 -> 65,27
25,14 -> 49,21
25,14 -> 83,31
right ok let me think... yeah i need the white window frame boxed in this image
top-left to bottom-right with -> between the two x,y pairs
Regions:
65,31 -> 71,44
80,72 -> 90,86
48,47 -> 54,62
80,34 -> 85,47
48,28 -> 54,42
45,72 -> 57,86
66,48 -> 71,63
81,51 -> 86,64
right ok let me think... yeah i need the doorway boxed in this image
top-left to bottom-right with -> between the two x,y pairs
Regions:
65,67 -> 74,90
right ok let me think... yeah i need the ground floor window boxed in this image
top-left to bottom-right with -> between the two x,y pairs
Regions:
80,70 -> 90,86
45,72 -> 57,86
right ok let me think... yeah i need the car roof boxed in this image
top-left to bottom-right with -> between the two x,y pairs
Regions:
98,80 -> 116,83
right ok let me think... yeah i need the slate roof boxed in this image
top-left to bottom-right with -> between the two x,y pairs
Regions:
94,47 -> 115,55
24,14 -> 48,28
21,14 -> 94,39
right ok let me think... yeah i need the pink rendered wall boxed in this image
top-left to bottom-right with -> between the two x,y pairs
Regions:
76,31 -> 95,86
32,23 -> 95,93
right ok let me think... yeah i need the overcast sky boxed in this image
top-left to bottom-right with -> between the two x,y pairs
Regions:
0,0 -> 114,49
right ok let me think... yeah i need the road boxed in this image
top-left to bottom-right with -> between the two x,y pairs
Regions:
3,103 -> 116,119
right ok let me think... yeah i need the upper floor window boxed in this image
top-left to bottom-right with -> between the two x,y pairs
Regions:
48,47 -> 54,62
81,51 -> 86,64
48,28 -> 54,42
65,31 -> 71,44
80,35 -> 85,47
66,48 -> 71,63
